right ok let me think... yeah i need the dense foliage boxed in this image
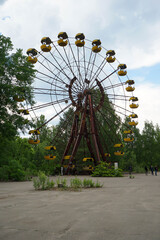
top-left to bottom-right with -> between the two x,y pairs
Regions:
0,35 -> 35,137
92,162 -> 123,177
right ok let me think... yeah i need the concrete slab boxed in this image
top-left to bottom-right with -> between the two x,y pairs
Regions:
0,174 -> 160,240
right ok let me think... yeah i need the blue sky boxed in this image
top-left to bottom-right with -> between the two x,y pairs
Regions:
0,0 -> 160,132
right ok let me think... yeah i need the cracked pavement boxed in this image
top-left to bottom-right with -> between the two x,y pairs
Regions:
0,174 -> 160,240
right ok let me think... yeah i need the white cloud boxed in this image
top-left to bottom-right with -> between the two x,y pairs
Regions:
1,0 -> 160,133
0,0 -> 160,69
135,83 -> 160,131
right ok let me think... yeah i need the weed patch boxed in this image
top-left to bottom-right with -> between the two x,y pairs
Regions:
33,173 -> 103,191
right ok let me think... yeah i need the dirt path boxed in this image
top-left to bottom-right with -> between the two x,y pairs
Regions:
0,174 -> 160,240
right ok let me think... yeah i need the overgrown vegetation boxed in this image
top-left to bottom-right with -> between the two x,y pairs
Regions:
33,172 -> 55,190
92,162 -> 123,177
33,172 -> 103,190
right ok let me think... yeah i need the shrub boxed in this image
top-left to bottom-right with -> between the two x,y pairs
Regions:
129,175 -> 135,179
0,160 -> 26,181
83,178 -> 95,188
95,180 -> 103,188
24,168 -> 38,181
114,168 -> 123,177
33,174 -> 103,191
33,171 -> 55,190
56,176 -> 61,186
92,162 -> 123,177
8,160 -> 25,181
56,177 -> 68,189
70,177 -> 82,189
60,178 -> 67,188
0,165 -> 9,181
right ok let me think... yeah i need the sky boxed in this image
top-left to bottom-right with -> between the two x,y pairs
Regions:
0,0 -> 160,132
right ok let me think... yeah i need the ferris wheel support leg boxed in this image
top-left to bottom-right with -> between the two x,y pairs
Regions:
66,97 -> 88,174
84,124 -> 96,163
61,113 -> 79,165
88,95 -> 101,164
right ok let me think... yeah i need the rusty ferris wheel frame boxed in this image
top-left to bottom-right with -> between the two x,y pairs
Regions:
24,32 -> 138,172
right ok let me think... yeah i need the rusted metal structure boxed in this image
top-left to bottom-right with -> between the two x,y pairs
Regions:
18,33 -> 139,172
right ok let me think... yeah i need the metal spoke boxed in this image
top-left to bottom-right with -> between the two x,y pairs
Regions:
90,58 -> 106,84
88,53 -> 96,82
36,103 -> 72,130
68,40 -> 83,89
37,60 -> 67,86
91,69 -> 118,89
39,52 -> 71,83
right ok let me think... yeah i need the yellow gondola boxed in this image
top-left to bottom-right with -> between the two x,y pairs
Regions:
130,103 -> 139,109
75,33 -> 85,40
106,50 -> 116,63
126,80 -> 135,85
92,39 -> 102,53
124,138 -> 134,142
44,145 -> 56,160
129,114 -> 138,118
123,130 -> 133,134
27,56 -> 37,64
28,139 -> 40,144
129,96 -> 138,102
40,37 -> 52,52
126,79 -> 135,91
58,32 -> 68,39
128,121 -> 138,126
114,143 -> 124,148
57,39 -> 68,47
75,33 -> 85,47
114,151 -> 124,156
45,146 -> 56,150
26,48 -> 37,56
83,165 -> 94,171
28,130 -> 40,144
83,157 -> 94,162
26,48 -> 38,64
18,109 -> 29,115
75,39 -> 85,47
114,143 -> 124,155
41,37 -> 52,44
29,130 -> 40,135
57,32 -> 68,47
40,44 -> 51,52
126,86 -> 135,92
44,155 -> 56,160
118,64 -> 127,76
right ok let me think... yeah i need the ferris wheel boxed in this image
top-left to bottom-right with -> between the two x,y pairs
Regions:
15,32 -> 139,171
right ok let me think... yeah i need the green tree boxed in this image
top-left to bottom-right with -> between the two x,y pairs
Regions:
29,115 -> 60,175
141,121 -> 158,166
0,34 -> 36,180
0,34 -> 35,138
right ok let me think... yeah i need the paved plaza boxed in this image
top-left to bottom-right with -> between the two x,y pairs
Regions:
0,174 -> 160,240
